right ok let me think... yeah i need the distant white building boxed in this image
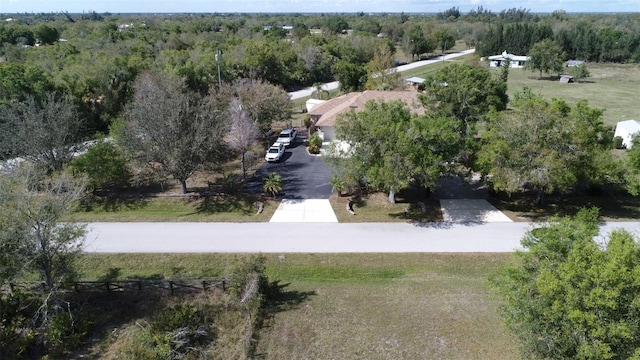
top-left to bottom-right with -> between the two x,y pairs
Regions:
614,120 -> 640,149
488,51 -> 529,68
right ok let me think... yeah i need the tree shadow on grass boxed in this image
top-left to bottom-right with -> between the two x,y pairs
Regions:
252,280 -> 316,359
488,190 -> 640,222
79,193 -> 150,212
194,194 -> 260,215
263,280 -> 316,314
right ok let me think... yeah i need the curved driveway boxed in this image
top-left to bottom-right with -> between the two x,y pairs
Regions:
83,221 -> 640,253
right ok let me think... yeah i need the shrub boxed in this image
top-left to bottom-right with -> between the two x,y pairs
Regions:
613,136 -> 625,149
45,310 -> 93,357
303,114 -> 312,129
0,293 -> 38,360
309,132 -> 323,148
308,132 -> 323,154
308,143 -> 321,154
69,138 -> 132,192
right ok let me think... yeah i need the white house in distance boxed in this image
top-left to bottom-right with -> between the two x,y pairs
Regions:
308,90 -> 425,141
488,51 -> 529,68
614,120 -> 640,148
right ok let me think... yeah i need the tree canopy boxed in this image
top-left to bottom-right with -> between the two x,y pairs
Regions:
327,99 -> 462,203
0,92 -> 84,173
477,90 -> 610,205
492,208 -> 640,359
525,38 -> 565,79
419,63 -> 508,135
118,71 -> 228,194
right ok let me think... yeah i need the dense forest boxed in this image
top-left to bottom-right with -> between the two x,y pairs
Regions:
1,9 -> 639,136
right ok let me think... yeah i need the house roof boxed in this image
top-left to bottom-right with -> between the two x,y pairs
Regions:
405,76 -> 425,84
566,60 -> 585,67
616,120 -> 640,134
310,90 -> 425,127
488,51 -> 529,61
305,98 -> 327,112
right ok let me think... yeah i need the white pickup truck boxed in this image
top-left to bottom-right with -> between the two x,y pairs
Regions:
274,129 -> 297,147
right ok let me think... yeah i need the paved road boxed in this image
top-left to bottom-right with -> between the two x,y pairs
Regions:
244,136 -> 333,199
83,221 -> 640,253
289,49 -> 476,100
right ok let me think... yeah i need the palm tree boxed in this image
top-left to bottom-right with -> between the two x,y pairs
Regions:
263,172 -> 283,199
313,82 -> 329,99
330,174 -> 345,196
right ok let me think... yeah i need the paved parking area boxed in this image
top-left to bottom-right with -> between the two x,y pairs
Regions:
244,134 -> 333,200
269,199 -> 338,223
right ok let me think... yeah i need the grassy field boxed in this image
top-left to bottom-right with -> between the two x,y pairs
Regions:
74,253 -> 520,359
65,194 -> 278,222
501,62 -> 640,127
258,253 -> 519,359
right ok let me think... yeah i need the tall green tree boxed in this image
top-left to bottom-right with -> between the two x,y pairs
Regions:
326,100 -> 462,203
332,59 -> 367,93
0,63 -> 56,103
419,63 -> 508,136
34,24 -> 59,45
477,90 -> 608,205
118,71 -> 228,194
492,208 -> 640,359
403,25 -> 433,61
525,38 -> 564,79
433,29 -> 456,55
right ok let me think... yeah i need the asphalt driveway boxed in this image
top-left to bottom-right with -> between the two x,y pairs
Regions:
245,134 -> 333,199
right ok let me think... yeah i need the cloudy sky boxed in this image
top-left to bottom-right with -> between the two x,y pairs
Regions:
1,0 -> 638,14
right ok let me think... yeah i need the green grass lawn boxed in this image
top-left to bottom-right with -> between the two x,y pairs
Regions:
65,195 -> 278,222
258,253 -> 519,359
330,192 -> 443,223
74,253 -> 520,359
499,62 -> 640,127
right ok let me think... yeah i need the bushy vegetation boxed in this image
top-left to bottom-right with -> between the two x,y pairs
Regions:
307,132 -> 323,154
0,256 -> 273,358
492,208 -> 640,359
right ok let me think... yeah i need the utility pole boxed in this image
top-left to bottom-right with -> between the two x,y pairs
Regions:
442,41 -> 447,63
215,48 -> 222,88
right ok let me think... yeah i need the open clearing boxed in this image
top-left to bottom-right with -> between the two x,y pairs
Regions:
499,62 -> 640,127
75,253 -> 520,359
257,253 -> 519,359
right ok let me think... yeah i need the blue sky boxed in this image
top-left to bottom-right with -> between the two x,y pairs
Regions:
1,0 -> 638,14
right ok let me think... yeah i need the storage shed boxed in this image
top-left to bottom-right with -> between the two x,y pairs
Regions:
614,120 -> 640,149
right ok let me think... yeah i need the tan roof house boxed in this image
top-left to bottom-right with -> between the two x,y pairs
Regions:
308,90 -> 425,141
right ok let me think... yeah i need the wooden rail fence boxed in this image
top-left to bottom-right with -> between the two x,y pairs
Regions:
2,278 -> 228,295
